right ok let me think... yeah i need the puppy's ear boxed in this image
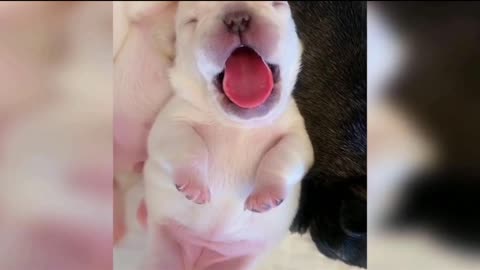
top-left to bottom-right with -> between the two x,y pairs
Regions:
150,2 -> 178,64
114,1 -> 178,61
130,1 -> 178,63
123,1 -> 177,23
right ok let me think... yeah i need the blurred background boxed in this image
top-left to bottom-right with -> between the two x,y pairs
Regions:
0,2 -> 112,270
368,2 -> 480,269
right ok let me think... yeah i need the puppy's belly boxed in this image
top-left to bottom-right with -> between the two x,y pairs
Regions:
142,220 -> 266,270
144,112 -> 304,265
165,220 -> 265,255
145,168 -> 300,241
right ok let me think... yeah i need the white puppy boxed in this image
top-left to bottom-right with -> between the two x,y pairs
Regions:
142,2 -> 313,269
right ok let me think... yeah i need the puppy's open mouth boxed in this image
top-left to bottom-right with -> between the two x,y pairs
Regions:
213,46 -> 281,120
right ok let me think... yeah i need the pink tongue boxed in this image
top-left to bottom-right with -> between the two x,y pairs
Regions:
223,47 -> 273,109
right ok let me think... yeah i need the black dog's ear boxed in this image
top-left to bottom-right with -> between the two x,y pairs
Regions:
291,176 -> 367,268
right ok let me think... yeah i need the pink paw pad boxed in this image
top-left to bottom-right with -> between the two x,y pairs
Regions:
174,169 -> 211,205
245,185 -> 286,213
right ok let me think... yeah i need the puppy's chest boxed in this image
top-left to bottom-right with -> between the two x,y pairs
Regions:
194,124 -> 283,187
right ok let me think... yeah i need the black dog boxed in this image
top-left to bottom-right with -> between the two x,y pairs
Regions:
288,2 -> 367,268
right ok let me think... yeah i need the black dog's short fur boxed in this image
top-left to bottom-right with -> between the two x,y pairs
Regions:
288,2 -> 367,268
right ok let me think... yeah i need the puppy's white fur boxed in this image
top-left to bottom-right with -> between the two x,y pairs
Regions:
143,2 -> 313,269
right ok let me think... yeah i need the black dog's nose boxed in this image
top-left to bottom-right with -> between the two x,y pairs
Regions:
223,12 -> 250,33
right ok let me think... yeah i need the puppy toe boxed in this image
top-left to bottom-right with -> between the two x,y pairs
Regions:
245,186 -> 286,213
193,187 -> 210,204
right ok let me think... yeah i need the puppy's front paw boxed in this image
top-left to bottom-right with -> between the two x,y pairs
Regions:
245,185 -> 286,213
173,168 -> 210,204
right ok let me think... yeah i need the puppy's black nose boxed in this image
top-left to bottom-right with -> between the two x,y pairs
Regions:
223,12 -> 250,33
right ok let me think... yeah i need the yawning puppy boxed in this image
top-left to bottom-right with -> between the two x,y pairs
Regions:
142,1 -> 313,269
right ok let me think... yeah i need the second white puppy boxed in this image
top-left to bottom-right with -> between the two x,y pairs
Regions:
143,2 -> 313,269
